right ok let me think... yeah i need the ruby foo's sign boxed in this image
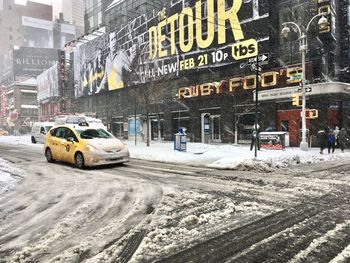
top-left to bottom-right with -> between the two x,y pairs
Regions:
178,65 -> 313,99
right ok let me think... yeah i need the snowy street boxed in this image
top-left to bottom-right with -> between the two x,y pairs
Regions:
0,137 -> 350,262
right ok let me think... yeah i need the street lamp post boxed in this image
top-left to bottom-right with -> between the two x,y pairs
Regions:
281,14 -> 328,151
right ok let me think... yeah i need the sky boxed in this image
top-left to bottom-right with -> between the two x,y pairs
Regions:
15,0 -> 62,20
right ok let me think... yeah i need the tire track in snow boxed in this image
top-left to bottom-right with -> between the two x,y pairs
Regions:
156,191 -> 349,263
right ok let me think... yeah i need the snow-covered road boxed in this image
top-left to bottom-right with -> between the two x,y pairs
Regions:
0,141 -> 350,262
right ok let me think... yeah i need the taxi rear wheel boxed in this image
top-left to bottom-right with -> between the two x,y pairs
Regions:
75,152 -> 85,169
45,148 -> 55,163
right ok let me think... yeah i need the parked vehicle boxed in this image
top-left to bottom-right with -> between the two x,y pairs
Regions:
31,122 -> 55,144
44,123 -> 130,168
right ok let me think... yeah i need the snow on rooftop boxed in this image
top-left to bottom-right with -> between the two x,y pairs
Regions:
16,78 -> 37,86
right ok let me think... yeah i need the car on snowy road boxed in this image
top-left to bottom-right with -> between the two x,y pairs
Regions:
31,122 -> 54,143
44,123 -> 130,168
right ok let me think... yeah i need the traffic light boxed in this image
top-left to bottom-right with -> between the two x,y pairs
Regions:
292,93 -> 301,106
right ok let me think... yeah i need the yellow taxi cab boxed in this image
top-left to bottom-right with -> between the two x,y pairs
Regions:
44,123 -> 130,168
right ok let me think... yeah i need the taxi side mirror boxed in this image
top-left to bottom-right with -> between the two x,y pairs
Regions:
67,137 -> 75,143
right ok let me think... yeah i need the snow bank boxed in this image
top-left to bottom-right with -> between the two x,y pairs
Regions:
126,141 -> 350,170
0,158 -> 26,194
0,135 -> 42,148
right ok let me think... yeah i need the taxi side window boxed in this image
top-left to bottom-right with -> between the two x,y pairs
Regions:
63,128 -> 78,142
51,127 -> 66,138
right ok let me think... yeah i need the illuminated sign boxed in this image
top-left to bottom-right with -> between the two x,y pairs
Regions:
178,66 -> 304,99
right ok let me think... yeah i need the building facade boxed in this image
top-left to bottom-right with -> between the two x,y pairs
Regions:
71,0 -> 350,146
0,0 -> 52,53
6,78 -> 38,134
62,0 -> 84,37
0,47 -> 60,132
84,0 -> 109,33
0,1 -> 77,133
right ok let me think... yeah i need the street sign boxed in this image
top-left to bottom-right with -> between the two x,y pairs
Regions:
297,87 -> 312,93
250,63 -> 262,72
248,53 -> 269,65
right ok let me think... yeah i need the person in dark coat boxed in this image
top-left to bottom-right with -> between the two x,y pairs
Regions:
337,128 -> 348,153
327,129 -> 336,154
250,124 -> 260,151
316,129 -> 327,154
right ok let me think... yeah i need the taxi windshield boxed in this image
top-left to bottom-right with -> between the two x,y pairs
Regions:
76,129 -> 113,139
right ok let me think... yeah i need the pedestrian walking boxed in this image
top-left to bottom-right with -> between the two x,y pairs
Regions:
250,124 -> 260,151
327,129 -> 336,154
316,129 -> 327,154
337,128 -> 347,153
334,126 -> 340,145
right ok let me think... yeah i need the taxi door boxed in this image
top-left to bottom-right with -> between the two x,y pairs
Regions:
48,127 -> 66,161
60,127 -> 79,164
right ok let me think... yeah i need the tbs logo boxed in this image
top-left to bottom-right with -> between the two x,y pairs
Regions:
232,39 -> 258,60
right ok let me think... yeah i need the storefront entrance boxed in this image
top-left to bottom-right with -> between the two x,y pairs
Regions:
201,113 -> 221,143
150,118 -> 164,140
111,122 -> 124,138
277,109 -> 310,147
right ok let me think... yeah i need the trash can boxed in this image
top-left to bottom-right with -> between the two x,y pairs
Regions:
174,129 -> 187,151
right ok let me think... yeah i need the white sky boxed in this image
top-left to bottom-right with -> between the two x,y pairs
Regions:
15,0 -> 62,20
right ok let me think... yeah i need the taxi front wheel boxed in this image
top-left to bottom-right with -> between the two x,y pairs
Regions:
75,152 -> 85,169
45,148 -> 55,163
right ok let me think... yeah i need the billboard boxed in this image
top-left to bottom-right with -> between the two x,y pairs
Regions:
0,49 -> 13,81
74,0 -> 270,97
22,16 -> 54,48
13,47 -> 59,77
37,63 -> 59,102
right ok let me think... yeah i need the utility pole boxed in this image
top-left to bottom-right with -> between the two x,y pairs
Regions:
134,96 -> 137,146
281,13 -> 328,151
254,53 -> 259,158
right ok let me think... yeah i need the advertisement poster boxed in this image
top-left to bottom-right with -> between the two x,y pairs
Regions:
74,0 -> 270,97
128,117 -> 141,136
260,133 -> 286,150
37,64 -> 59,102
13,47 -> 59,76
